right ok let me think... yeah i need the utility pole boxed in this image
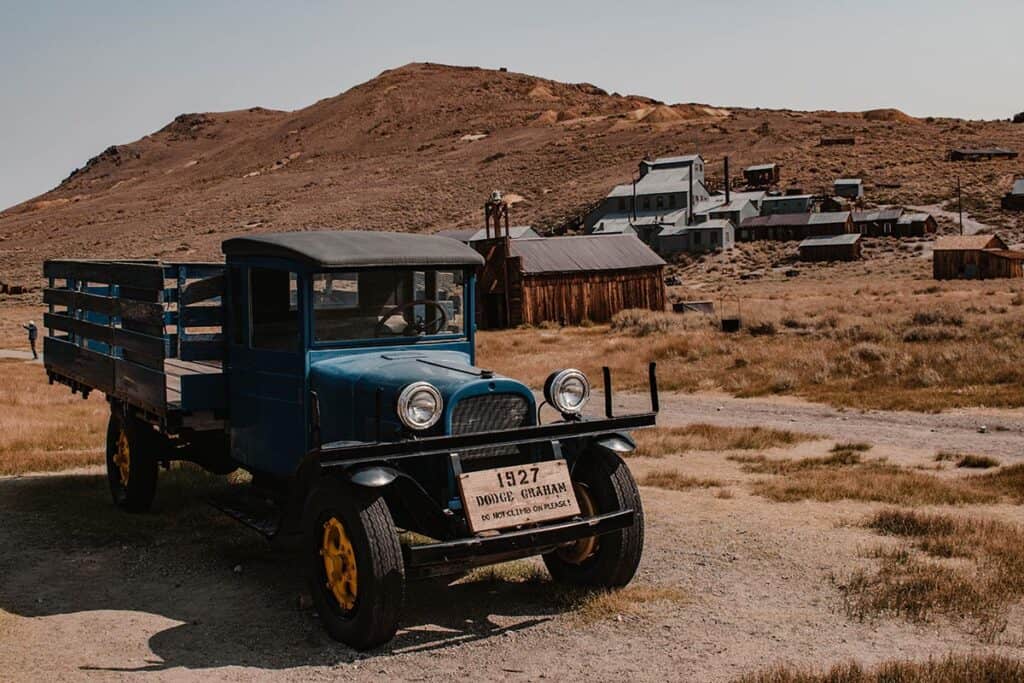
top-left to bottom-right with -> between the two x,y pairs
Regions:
957,176 -> 963,235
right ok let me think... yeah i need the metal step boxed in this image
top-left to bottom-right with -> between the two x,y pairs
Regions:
209,486 -> 284,539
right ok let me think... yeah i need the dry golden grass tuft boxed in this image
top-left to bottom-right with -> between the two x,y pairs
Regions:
750,460 -> 1024,506
751,463 -> 998,506
460,561 -> 687,624
634,423 -> 816,458
463,560 -> 549,585
555,584 -> 689,625
639,470 -> 722,491
0,360 -> 108,475
839,509 -> 1024,637
735,653 -> 1024,683
729,451 -> 864,475
957,454 -> 1001,469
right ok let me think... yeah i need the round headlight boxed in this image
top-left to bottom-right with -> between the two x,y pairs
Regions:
544,369 -> 590,415
397,382 -> 443,430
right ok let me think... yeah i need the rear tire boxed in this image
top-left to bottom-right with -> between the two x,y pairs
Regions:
542,449 -> 644,588
303,478 -> 405,650
105,411 -> 160,512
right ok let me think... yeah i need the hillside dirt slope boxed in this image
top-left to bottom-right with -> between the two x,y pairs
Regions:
1,62 -> 1023,285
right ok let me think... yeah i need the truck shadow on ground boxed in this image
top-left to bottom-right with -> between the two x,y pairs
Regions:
0,471 -> 566,672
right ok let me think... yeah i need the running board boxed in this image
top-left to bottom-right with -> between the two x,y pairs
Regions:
209,487 -> 284,539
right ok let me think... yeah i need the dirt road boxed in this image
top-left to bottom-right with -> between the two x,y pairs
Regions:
1,393 -> 1023,681
611,391 -> 1024,460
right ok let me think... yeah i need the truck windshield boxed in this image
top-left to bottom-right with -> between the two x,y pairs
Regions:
312,269 -> 465,343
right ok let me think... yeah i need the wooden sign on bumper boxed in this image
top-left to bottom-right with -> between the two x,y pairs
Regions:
458,460 -> 581,533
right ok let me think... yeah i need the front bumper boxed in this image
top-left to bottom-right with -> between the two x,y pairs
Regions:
404,509 -> 635,568
317,412 -> 656,468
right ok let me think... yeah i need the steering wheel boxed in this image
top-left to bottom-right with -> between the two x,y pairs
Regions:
375,300 -> 450,336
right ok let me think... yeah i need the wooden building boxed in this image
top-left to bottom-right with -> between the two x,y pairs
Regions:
932,234 -> 1024,280
743,163 -> 780,188
896,212 -> 938,236
852,208 -> 903,236
738,211 -> 854,242
1002,179 -> 1024,211
948,148 -> 1019,161
474,235 -> 666,328
799,234 -> 862,261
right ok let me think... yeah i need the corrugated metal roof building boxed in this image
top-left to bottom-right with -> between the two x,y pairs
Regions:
738,211 -> 854,241
895,212 -> 938,236
798,233 -> 862,261
659,219 -> 735,256
437,226 -> 540,243
852,208 -> 903,236
473,235 -> 666,327
760,194 -> 816,216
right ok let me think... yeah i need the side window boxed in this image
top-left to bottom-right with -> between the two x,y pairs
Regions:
229,266 -> 246,345
250,268 -> 300,352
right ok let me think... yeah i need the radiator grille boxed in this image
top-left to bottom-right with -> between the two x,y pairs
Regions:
450,393 -> 530,461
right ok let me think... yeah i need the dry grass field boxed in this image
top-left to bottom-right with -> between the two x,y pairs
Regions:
477,263 -> 1024,412
0,359 -> 107,475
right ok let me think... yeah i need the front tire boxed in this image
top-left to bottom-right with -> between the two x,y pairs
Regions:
105,411 -> 160,512
543,449 -> 644,588
303,478 -> 404,650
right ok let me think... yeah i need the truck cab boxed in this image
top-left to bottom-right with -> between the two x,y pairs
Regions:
44,230 -> 658,650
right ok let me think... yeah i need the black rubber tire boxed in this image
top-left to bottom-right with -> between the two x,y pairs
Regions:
105,411 -> 160,513
303,477 -> 405,650
542,449 -> 645,588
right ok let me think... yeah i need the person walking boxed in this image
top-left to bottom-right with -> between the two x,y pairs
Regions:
22,320 -> 38,359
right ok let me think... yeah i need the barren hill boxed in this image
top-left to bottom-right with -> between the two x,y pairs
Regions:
1,62 -> 1022,284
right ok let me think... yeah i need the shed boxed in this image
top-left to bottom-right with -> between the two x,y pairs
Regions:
834,178 -> 864,199
932,234 -> 1015,280
743,163 -> 780,188
949,148 -> 1018,161
738,211 -> 853,242
1002,179 -> 1024,211
799,234 -> 862,261
474,235 -> 666,327
896,212 -> 938,236
852,208 -> 904,236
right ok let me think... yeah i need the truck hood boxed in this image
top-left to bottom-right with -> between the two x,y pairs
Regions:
309,350 -> 536,443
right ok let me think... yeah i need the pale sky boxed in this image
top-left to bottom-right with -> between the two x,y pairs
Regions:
1,0 -> 1021,211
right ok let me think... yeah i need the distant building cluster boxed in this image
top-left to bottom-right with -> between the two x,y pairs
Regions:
581,153 -> 938,261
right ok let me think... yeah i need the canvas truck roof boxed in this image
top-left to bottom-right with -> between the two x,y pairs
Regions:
222,230 -> 485,268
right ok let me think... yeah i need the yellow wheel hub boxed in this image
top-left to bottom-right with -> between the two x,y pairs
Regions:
113,427 -> 131,487
321,516 -> 358,612
557,483 -> 600,565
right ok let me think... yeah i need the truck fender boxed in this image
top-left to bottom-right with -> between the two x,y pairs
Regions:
592,432 -> 636,456
348,466 -> 400,488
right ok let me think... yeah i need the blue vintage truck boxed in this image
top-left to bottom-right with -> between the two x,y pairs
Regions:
42,230 -> 658,649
